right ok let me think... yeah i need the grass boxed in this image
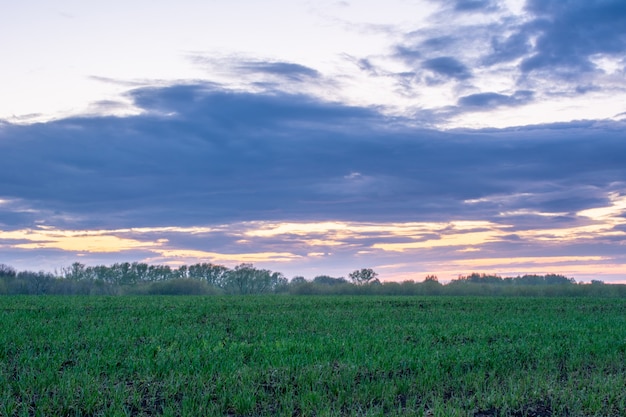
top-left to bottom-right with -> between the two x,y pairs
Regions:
0,296 -> 625,416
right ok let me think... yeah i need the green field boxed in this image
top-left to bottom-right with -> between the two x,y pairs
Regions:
1,296 -> 625,416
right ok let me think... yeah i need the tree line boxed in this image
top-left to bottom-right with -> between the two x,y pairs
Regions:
0,262 -> 624,297
0,262 -> 285,295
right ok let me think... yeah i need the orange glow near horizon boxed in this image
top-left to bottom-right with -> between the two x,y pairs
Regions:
372,230 -> 506,252
451,255 -> 607,267
3,228 -> 160,253
1,198 -> 625,282
154,249 -> 302,264
578,193 -> 626,222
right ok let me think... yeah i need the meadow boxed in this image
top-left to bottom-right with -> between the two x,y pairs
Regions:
1,296 -> 625,416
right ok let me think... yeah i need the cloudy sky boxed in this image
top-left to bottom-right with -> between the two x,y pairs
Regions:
1,0 -> 626,282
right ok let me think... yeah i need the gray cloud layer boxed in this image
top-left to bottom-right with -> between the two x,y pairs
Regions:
1,83 -> 625,233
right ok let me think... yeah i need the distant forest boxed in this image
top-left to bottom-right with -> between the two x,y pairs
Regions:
0,262 -> 624,297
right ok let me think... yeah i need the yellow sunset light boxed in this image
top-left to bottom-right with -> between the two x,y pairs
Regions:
451,256 -> 607,268
243,221 -> 350,237
15,234 -> 160,253
578,193 -> 626,221
372,230 -> 506,252
155,249 -> 301,263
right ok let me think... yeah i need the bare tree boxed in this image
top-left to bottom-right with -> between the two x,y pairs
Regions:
349,268 -> 378,285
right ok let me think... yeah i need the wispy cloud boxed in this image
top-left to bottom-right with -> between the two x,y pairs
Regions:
233,61 -> 321,81
188,56 -> 327,95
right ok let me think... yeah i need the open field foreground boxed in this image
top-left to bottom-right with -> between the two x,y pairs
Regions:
1,296 -> 625,416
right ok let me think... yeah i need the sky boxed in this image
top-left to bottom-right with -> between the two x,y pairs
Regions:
1,0 -> 626,283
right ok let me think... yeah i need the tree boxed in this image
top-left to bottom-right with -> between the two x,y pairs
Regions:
0,264 -> 16,278
544,274 -> 575,285
112,262 -> 137,285
222,264 -> 286,294
271,272 -> 289,293
63,262 -> 87,281
175,265 -> 189,279
188,263 -> 229,287
132,262 -> 150,281
224,264 -> 256,294
313,275 -> 347,286
18,271 -> 54,295
424,275 -> 439,283
147,264 -> 174,282
349,268 -> 378,285
290,276 -> 307,284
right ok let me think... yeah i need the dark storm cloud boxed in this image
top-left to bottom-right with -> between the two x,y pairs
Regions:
1,83 -> 625,230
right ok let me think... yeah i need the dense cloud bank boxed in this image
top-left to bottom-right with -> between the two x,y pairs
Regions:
1,83 -> 625,231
